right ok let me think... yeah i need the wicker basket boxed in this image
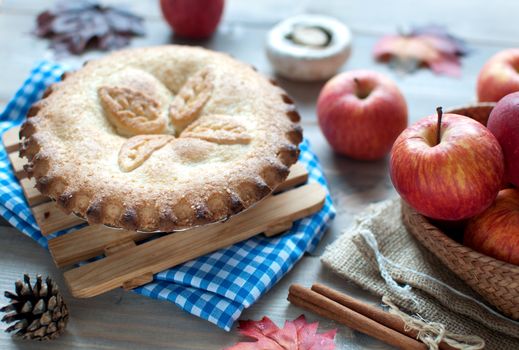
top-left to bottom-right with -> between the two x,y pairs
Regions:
400,102 -> 519,320
446,102 -> 496,125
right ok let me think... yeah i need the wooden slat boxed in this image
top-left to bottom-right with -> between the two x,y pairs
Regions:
20,177 -> 48,206
275,162 -> 307,193
49,226 -> 154,268
122,273 -> 154,291
64,183 -> 326,298
104,240 -> 137,256
264,222 -> 293,237
26,162 -> 308,236
7,151 -> 26,179
32,202 -> 83,236
2,126 -> 20,153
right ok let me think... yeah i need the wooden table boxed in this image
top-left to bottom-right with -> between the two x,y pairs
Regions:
0,1 -> 516,348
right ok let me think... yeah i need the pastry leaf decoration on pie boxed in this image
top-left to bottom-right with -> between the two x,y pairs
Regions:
169,68 -> 213,133
118,134 -> 174,172
98,86 -> 167,137
101,68 -> 250,172
180,115 -> 251,145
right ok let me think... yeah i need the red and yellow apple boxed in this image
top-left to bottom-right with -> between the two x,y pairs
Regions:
477,48 -> 519,102
390,110 -> 504,221
317,70 -> 408,160
464,189 -> 519,265
487,91 -> 519,188
160,0 -> 224,39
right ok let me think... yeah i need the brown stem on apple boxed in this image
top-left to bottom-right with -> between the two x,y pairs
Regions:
436,106 -> 443,145
353,78 -> 370,99
353,78 -> 361,94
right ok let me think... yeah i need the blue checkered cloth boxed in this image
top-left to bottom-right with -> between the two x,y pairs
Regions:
0,61 -> 335,331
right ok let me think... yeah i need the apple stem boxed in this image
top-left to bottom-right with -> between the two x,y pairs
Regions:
436,106 -> 443,145
353,78 -> 369,99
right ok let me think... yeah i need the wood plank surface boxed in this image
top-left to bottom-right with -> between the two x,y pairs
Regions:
7,151 -> 26,179
2,125 -> 19,153
49,227 -> 153,268
32,201 -> 84,236
0,1 -> 515,120
0,0 -> 515,349
20,177 -> 47,206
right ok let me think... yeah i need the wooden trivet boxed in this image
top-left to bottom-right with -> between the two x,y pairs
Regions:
3,126 -> 326,298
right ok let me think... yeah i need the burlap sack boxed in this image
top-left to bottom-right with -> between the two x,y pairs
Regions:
321,199 -> 519,350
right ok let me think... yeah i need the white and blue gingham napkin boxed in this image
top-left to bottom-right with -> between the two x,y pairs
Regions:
0,61 -> 335,331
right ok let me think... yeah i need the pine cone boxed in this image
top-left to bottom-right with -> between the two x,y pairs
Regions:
1,274 -> 69,340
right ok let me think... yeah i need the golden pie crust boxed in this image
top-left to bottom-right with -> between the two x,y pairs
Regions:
19,46 -> 302,232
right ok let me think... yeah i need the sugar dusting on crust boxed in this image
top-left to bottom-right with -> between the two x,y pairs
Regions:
19,45 -> 303,232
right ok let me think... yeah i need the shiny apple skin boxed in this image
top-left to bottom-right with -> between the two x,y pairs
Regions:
317,70 -> 408,160
464,189 -> 519,265
487,92 -> 519,188
390,114 -> 504,221
477,48 -> 519,102
160,0 -> 224,39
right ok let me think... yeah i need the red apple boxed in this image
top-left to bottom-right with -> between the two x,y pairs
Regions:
464,189 -> 519,265
390,109 -> 504,221
487,92 -> 519,188
477,48 -> 519,102
160,0 -> 224,39
317,70 -> 408,160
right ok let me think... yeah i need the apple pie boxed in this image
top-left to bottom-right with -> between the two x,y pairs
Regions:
19,46 -> 302,231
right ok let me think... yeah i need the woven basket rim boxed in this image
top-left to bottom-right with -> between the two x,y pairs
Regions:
402,200 -> 519,274
445,102 -> 496,113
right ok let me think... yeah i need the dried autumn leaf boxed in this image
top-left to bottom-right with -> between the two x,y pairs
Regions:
180,115 -> 251,145
373,25 -> 468,77
412,25 -> 468,55
118,134 -> 173,172
225,315 -> 336,350
34,0 -> 144,55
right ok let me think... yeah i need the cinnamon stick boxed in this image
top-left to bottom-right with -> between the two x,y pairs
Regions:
288,284 -> 427,350
311,283 -> 457,350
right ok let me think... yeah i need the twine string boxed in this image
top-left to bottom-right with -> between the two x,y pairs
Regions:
352,202 -> 486,350
383,296 -> 485,350
358,227 -> 418,304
